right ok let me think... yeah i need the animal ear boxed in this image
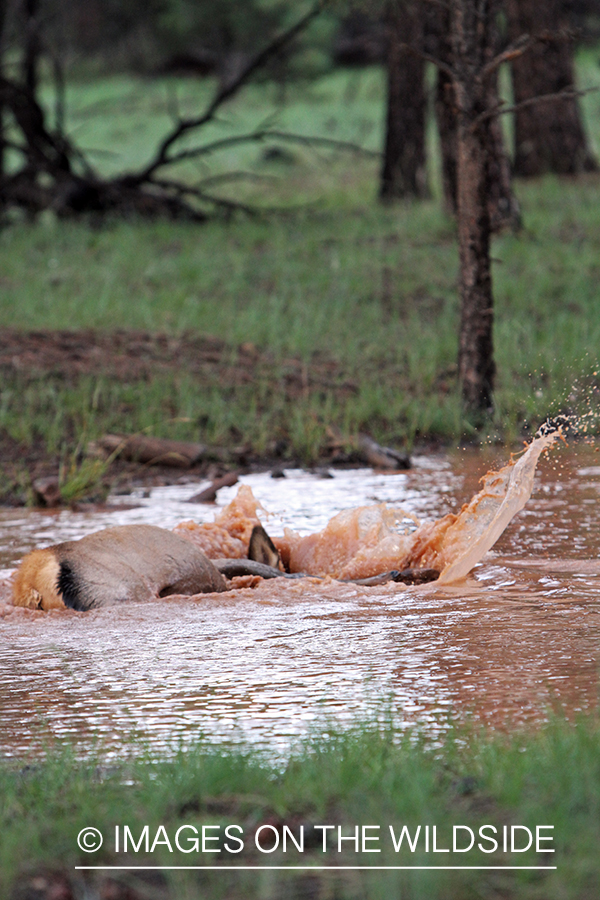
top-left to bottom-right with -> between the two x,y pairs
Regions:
248,524 -> 283,570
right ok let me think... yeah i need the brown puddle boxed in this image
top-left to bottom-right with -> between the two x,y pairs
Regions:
0,439 -> 599,758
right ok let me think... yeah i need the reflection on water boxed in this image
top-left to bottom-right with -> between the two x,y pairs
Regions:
0,444 -> 599,758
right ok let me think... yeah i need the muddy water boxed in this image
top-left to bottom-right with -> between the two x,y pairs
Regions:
1,444 -> 599,759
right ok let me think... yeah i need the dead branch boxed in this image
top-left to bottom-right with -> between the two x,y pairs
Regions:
398,41 -> 456,81
471,85 -> 599,131
0,2 -> 334,221
151,128 -> 379,176
133,1 -> 326,184
479,32 -> 534,79
0,75 -> 71,173
94,434 -> 208,468
149,177 -> 261,217
194,171 -> 279,188
357,434 -> 410,470
187,472 -> 239,503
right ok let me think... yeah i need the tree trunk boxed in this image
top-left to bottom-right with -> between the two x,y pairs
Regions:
23,0 -> 41,96
433,2 -> 518,231
507,0 -> 597,176
451,0 -> 496,416
379,0 -> 427,201
436,66 -> 458,216
456,116 -> 495,414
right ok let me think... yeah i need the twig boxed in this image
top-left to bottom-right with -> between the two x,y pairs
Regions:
398,41 -> 456,81
165,80 -> 182,128
193,171 -> 278,188
50,52 -> 66,135
471,85 -> 600,130
479,33 -> 534,80
148,175 -> 317,218
148,177 -> 262,216
134,1 -> 325,183
148,128 -> 379,172
1,138 -> 28,157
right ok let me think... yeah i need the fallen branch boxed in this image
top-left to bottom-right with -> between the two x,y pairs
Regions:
187,472 -> 239,503
357,434 -> 411,470
147,128 -> 380,173
94,434 -> 207,468
134,2 -> 326,184
0,3 -> 332,220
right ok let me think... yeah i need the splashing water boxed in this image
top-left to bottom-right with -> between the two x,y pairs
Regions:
177,430 -> 559,584
435,430 -> 558,582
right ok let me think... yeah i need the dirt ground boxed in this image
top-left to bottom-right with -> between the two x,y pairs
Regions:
0,327 -> 356,389
0,329 -> 365,506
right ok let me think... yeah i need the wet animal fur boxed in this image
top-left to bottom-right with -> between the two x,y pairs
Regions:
12,524 -> 227,611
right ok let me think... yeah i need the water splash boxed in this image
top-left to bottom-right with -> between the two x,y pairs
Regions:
178,429 -> 559,584
436,429 -> 558,583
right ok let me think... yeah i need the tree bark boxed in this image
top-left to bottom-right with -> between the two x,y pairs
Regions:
431,10 -> 458,216
451,0 -> 497,416
507,0 -> 597,176
434,2 -> 519,231
379,0 -> 427,201
23,0 -> 41,96
436,65 -> 458,215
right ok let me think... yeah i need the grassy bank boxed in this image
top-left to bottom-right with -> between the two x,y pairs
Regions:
1,58 -> 600,496
2,716 -> 599,899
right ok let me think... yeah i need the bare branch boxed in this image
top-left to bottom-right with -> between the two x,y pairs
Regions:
398,41 -> 456,81
480,33 -> 534,80
481,23 -> 582,82
50,52 -> 66,135
263,128 -> 380,157
147,128 -> 380,172
471,85 -> 600,131
149,177 -> 269,217
134,1 -> 326,183
165,80 -> 182,129
194,171 -> 278,189
1,138 -> 29,158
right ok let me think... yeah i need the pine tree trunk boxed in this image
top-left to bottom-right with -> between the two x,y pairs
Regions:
23,0 -> 40,96
452,0 -> 496,415
379,0 -> 427,201
507,0 -> 597,176
434,2 -> 518,231
435,36 -> 458,215
456,117 -> 495,413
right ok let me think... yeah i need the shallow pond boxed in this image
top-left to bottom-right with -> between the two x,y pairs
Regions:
1,443 -> 599,759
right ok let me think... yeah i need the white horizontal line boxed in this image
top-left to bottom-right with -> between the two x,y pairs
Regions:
75,865 -> 557,871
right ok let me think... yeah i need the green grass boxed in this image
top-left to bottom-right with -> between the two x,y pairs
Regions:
2,715 -> 599,899
1,55 -> 600,479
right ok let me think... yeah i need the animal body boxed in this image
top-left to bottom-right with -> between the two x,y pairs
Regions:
11,522 -> 438,613
12,524 -> 228,611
